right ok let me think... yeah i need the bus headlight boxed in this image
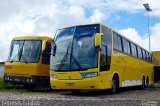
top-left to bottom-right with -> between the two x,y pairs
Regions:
50,74 -> 57,79
84,72 -> 98,78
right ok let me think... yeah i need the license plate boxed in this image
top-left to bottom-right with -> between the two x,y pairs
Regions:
66,83 -> 74,86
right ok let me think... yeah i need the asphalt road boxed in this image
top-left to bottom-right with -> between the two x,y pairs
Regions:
0,87 -> 160,106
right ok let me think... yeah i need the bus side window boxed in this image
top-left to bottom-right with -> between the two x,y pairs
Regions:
146,51 -> 149,62
113,32 -> 122,52
137,47 -> 142,59
122,38 -> 127,53
42,42 -> 51,64
126,40 -> 131,55
100,25 -> 111,71
100,46 -> 109,71
113,33 -> 118,50
142,50 -> 146,61
131,43 -> 137,57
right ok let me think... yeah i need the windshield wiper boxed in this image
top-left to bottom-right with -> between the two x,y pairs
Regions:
10,47 -> 28,64
20,54 -> 28,64
70,54 -> 82,70
10,52 -> 20,63
57,45 -> 82,71
69,31 -> 82,70
57,27 -> 82,71
58,44 -> 70,70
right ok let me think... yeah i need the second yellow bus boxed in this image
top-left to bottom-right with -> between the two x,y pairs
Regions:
4,36 -> 53,90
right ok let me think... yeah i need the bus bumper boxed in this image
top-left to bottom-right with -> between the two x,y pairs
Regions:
3,74 -> 50,86
50,77 -> 108,90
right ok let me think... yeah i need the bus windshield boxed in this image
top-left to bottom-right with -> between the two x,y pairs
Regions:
50,24 -> 99,71
8,40 -> 41,63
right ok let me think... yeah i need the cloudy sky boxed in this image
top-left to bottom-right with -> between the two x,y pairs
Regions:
0,0 -> 160,61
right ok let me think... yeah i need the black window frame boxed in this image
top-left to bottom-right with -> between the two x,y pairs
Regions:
42,41 -> 51,64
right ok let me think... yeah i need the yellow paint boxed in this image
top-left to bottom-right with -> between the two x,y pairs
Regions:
152,51 -> 160,66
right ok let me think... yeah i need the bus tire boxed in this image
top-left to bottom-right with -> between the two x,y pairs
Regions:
142,77 -> 145,88
146,77 -> 149,88
111,75 -> 119,93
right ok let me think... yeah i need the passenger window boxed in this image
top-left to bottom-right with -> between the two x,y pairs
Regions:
122,38 -> 127,53
114,32 -> 122,52
126,40 -> 131,55
113,33 -> 118,50
131,43 -> 137,57
117,36 -> 122,51
137,47 -> 142,59
142,50 -> 146,61
100,46 -> 110,71
42,42 -> 51,64
102,26 -> 111,46
146,52 -> 149,61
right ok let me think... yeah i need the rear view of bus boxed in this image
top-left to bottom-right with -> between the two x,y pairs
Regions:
4,36 -> 53,90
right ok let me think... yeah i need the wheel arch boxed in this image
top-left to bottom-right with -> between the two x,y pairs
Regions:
112,72 -> 120,87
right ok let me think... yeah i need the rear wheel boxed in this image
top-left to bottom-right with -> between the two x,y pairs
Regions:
146,77 -> 149,88
142,77 -> 145,88
111,76 -> 119,93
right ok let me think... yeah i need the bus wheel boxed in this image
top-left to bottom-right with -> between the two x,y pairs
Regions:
71,90 -> 81,94
111,76 -> 119,93
142,77 -> 145,88
146,77 -> 149,88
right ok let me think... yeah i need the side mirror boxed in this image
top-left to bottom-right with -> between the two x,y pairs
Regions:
95,33 -> 102,47
51,44 -> 57,56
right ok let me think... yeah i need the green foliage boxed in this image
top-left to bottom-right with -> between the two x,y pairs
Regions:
0,78 -> 23,91
0,78 -> 52,93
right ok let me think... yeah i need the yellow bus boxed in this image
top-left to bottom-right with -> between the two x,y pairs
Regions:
4,36 -> 53,90
50,23 -> 154,93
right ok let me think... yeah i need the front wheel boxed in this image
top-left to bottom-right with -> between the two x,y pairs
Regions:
111,77 -> 119,93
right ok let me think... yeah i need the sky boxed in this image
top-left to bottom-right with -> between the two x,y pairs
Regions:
0,0 -> 160,62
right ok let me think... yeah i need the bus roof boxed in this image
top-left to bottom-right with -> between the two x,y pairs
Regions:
12,36 -> 53,41
58,23 -> 102,29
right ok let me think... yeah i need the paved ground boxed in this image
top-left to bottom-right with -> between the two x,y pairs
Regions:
0,87 -> 160,106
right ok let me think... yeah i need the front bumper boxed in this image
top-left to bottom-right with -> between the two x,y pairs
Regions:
50,76 -> 107,90
3,74 -> 50,86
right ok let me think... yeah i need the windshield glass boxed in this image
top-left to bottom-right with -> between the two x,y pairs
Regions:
50,24 -> 99,71
7,40 -> 42,63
